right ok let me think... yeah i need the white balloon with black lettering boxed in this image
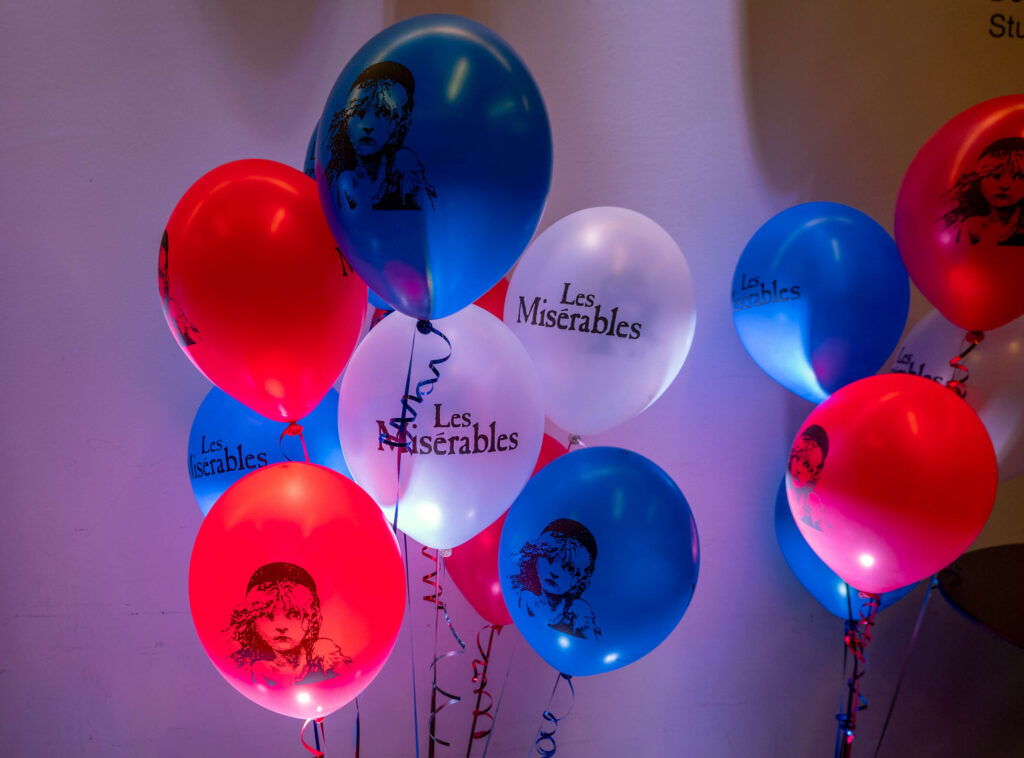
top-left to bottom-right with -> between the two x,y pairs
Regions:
338,306 -> 545,549
887,310 -> 1024,482
505,207 -> 696,435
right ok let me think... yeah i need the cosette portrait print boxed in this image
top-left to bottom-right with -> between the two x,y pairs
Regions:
787,424 -> 830,532
510,518 -> 602,640
158,230 -> 200,347
942,137 -> 1024,247
323,61 -> 437,212
225,562 -> 352,688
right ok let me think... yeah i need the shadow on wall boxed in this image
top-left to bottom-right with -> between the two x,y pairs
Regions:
740,1 -> 1022,228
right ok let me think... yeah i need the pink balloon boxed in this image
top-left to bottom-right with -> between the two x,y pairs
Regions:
895,95 -> 1024,331
445,434 -> 567,626
786,374 -> 997,594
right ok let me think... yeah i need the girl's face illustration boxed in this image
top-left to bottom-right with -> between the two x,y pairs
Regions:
536,538 -> 592,596
978,157 -> 1024,209
788,439 -> 824,489
347,82 -> 408,157
251,584 -> 313,653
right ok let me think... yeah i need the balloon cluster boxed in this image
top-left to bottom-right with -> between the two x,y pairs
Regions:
735,96 -> 1022,616
161,13 -> 703,728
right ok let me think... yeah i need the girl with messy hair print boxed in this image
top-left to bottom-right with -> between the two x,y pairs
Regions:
323,60 -> 437,211
510,518 -> 602,640
942,137 -> 1024,247
787,424 -> 830,532
225,562 -> 351,688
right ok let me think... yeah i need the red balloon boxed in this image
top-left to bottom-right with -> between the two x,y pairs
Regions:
446,433 -> 567,626
786,374 -> 997,594
189,463 -> 404,719
160,160 -> 367,421
895,95 -> 1024,331
473,277 -> 509,321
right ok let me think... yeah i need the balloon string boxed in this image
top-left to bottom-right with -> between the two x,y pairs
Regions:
528,673 -> 574,758
466,624 -> 502,757
425,547 -> 466,756
300,717 -> 326,757
872,577 -> 936,758
403,534 -> 423,758
946,330 -> 985,398
390,327 -> 419,536
566,434 -> 586,450
279,422 -> 310,463
481,633 -> 518,758
835,593 -> 879,758
354,695 -> 361,758
380,320 -> 453,451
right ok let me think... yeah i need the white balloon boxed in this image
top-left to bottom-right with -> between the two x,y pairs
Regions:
887,310 -> 1024,482
339,306 -> 544,548
505,207 -> 696,435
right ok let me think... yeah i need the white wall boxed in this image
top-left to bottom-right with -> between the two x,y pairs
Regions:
1,1 -> 1021,756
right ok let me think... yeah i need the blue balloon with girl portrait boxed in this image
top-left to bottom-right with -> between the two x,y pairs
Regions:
316,14 -> 552,320
498,447 -> 699,676
187,388 -> 350,516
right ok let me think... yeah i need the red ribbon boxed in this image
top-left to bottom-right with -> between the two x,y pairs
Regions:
836,592 -> 880,756
279,421 -> 310,463
422,547 -> 465,757
465,624 -> 502,756
946,330 -> 985,398
300,717 -> 326,757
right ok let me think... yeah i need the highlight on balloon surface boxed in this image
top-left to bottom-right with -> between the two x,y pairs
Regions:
505,207 -> 696,436
499,447 -> 699,676
887,310 -> 1024,481
189,463 -> 405,720
785,373 -> 998,594
895,95 -> 1024,332
160,159 -> 367,422
338,305 -> 545,550
446,433 -> 568,627
188,388 -> 351,516
773,478 -> 915,619
316,14 -> 552,320
732,202 -> 910,404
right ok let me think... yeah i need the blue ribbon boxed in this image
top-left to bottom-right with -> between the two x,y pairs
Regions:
379,320 -> 453,450
530,673 -> 574,757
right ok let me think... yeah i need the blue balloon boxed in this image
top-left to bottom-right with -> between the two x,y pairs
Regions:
499,447 -> 699,676
732,203 -> 910,403
187,388 -> 350,516
774,478 -> 915,618
316,14 -> 552,320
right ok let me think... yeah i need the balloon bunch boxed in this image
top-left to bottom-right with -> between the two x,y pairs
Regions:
734,96 -> 1022,753
160,14 -> 704,754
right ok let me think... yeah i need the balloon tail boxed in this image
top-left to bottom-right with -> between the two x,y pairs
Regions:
528,673 -> 574,758
566,434 -> 586,449
946,330 -> 985,398
835,592 -> 879,758
425,547 -> 466,756
300,717 -> 326,758
466,624 -> 502,758
279,422 -> 310,463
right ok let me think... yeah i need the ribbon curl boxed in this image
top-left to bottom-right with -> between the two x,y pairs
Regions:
835,592 -> 880,757
466,624 -> 503,757
531,673 -> 574,758
423,547 -> 466,757
946,330 -> 985,398
300,717 -> 326,758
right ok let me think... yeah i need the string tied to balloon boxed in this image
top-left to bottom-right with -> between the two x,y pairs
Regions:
945,330 -> 985,399
528,673 -> 574,758
465,624 -> 503,758
279,421 -> 310,463
300,717 -> 327,758
424,546 -> 466,757
835,591 -> 879,758
566,434 -> 586,450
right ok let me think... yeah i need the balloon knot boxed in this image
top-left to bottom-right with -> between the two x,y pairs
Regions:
965,330 -> 984,346
417,319 -> 433,335
284,422 -> 304,437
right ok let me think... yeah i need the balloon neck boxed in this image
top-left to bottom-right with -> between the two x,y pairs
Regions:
283,422 -> 304,437
416,319 -> 433,335
567,433 -> 584,449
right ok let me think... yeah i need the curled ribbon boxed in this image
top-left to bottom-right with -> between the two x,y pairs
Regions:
531,673 -> 574,758
279,421 -> 310,463
836,592 -> 880,756
466,624 -> 503,757
379,321 -> 453,450
946,330 -> 985,398
423,547 -> 466,757
300,717 -> 326,758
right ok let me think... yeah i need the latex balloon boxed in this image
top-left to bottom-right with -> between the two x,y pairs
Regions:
506,208 -> 696,436
189,463 -> 405,719
888,310 -> 1024,481
773,479 -> 915,619
188,388 -> 351,516
895,95 -> 1024,331
474,277 -> 509,321
316,14 -> 552,319
785,374 -> 997,594
445,434 -> 567,627
160,160 -> 367,421
338,305 -> 545,549
499,447 -> 699,676
732,202 -> 910,404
